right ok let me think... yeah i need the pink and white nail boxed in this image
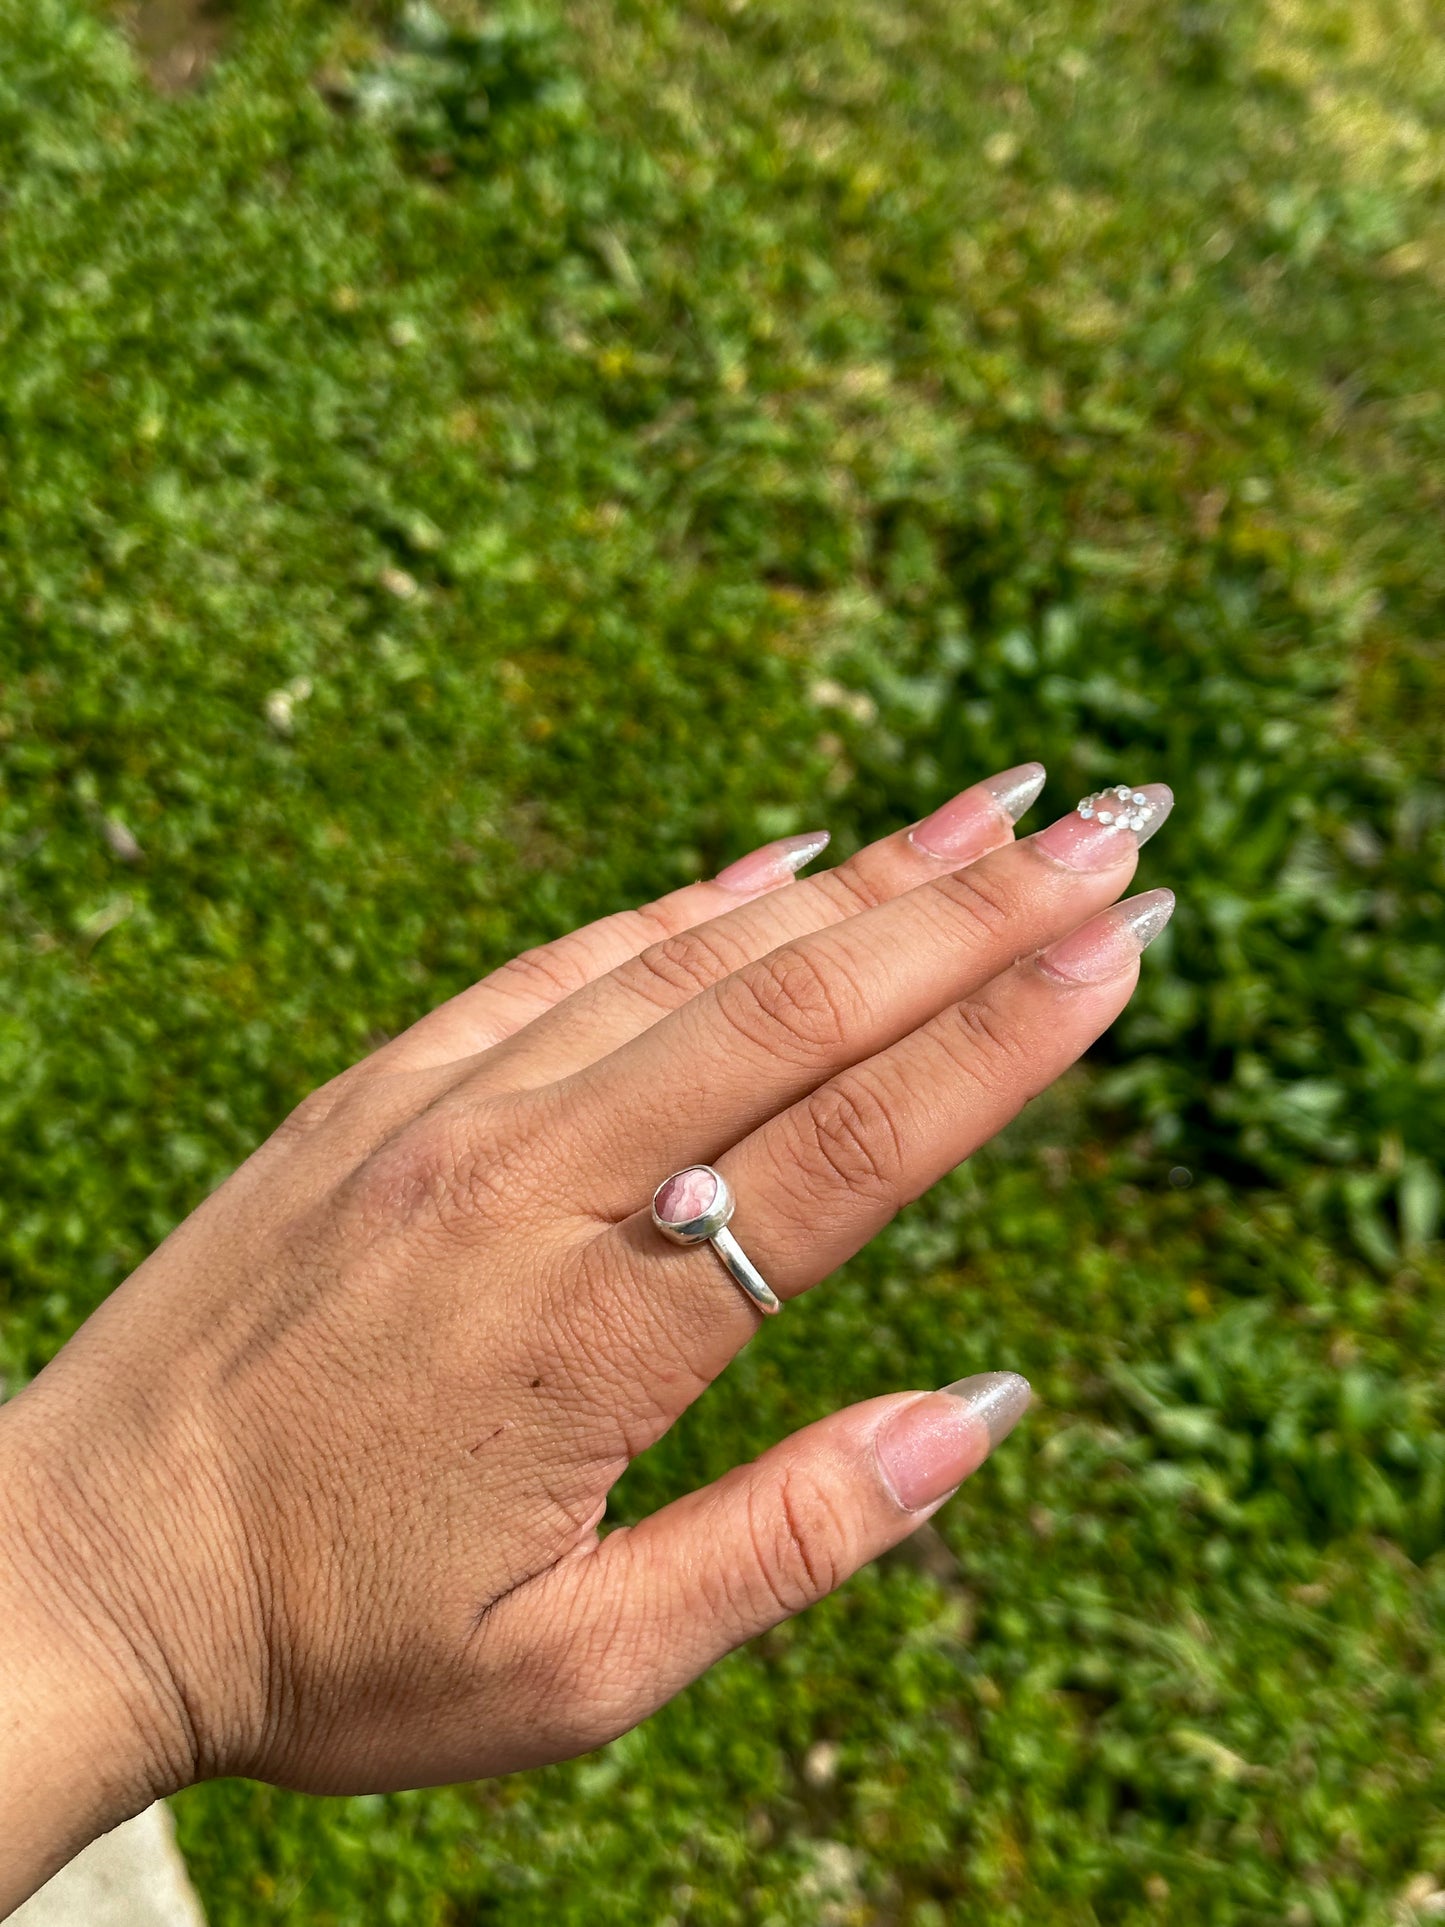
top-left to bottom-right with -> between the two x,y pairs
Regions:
1037,887 -> 1176,984
1030,782 -> 1173,871
715,830 -> 831,895
908,761 -> 1047,861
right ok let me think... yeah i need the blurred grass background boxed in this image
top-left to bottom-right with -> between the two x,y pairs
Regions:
2,0 -> 1443,1919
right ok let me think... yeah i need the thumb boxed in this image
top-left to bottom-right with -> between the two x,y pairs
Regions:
530,1372 -> 1031,1753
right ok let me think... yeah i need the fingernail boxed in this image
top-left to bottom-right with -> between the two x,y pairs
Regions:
875,1371 -> 1033,1512
715,830 -> 830,895
1029,782 -> 1173,871
909,762 -> 1046,860
1036,887 -> 1176,984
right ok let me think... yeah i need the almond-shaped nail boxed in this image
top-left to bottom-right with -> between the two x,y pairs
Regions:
715,830 -> 830,895
875,1371 -> 1033,1512
1029,782 -> 1173,871
909,762 -> 1046,860
1036,887 -> 1175,985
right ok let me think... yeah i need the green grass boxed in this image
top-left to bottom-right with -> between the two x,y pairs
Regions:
2,0 -> 1443,1919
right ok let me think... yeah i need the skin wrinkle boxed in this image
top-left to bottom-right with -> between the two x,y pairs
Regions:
467,1466 -> 617,1639
926,854 -> 1029,945
548,1241 -> 723,1456
490,938 -> 601,1009
794,851 -> 896,918
769,1469 -> 844,1610
362,1110 -> 527,1237
796,1070 -> 911,1216
616,913 -> 788,1008
268,1072 -> 353,1147
711,939 -> 866,1063
536,888 -> 806,1067
17,1443 -> 203,1796
935,995 -> 1040,1102
619,921 -> 761,1009
232,1444 -> 289,1779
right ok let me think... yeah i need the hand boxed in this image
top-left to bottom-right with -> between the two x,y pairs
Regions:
0,764 -> 1172,1907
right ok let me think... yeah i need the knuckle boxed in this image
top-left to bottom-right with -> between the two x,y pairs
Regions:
349,1097 -> 544,1240
272,1070 -> 355,1145
431,1116 -> 548,1236
808,859 -> 888,919
746,1470 -> 844,1619
493,940 -> 594,1008
617,925 -> 747,1013
936,998 -> 1030,1100
931,864 -> 1019,947
617,901 -> 685,949
717,944 -> 860,1060
793,1070 -> 907,1209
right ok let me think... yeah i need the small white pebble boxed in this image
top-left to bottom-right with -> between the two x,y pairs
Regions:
265,679 -> 312,735
1079,805 -> 1094,820
1098,810 -> 1114,824
1132,791 -> 1147,805
102,816 -> 143,863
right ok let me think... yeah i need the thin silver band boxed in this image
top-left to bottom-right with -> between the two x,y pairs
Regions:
711,1226 -> 782,1316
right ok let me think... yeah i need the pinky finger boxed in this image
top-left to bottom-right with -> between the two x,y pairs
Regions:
514,1374 -> 1031,1754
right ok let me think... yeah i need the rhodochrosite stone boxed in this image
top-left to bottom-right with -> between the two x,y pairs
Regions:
654,1166 -> 720,1227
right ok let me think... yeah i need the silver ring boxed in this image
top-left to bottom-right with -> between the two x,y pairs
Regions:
650,1165 -> 781,1316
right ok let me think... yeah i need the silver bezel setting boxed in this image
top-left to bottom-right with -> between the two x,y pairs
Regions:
651,1166 -> 735,1245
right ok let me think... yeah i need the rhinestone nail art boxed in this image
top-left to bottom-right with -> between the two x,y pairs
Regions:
1076,785 -> 1157,834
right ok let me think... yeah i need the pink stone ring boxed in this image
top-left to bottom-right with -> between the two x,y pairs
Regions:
650,1165 -> 782,1317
